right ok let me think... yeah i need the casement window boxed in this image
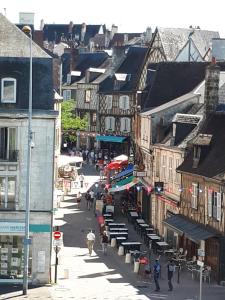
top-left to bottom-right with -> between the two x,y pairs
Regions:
191,183 -> 198,209
212,191 -> 222,221
1,78 -> 17,103
92,113 -> 97,124
162,155 -> 167,180
67,74 -> 71,85
105,116 -> 115,131
0,176 -> 16,210
208,189 -> 213,217
168,157 -> 173,182
62,90 -> 71,100
0,127 -> 17,161
106,95 -> 112,109
175,158 -> 180,183
120,117 -> 130,132
119,95 -> 129,110
85,90 -> 91,103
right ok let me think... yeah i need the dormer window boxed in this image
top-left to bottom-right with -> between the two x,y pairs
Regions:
1,78 -> 17,103
192,134 -> 212,168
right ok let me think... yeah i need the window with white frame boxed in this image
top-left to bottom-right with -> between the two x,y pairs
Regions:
62,90 -> 71,100
106,95 -> 112,109
191,183 -> 198,209
1,78 -> 17,103
162,155 -> 167,180
119,95 -> 129,110
85,90 -> 91,102
92,113 -> 97,124
120,117 -> 130,132
175,158 -> 180,183
105,116 -> 115,131
212,191 -> 222,221
0,127 -> 17,161
168,157 -> 173,182
0,176 -> 16,210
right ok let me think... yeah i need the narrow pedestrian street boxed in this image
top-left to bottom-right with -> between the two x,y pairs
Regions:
0,163 -> 225,299
49,163 -> 225,300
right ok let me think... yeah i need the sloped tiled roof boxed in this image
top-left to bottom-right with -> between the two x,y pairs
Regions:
158,27 -> 219,61
0,14 -> 50,58
99,46 -> 148,93
143,62 -> 207,109
177,113 -> 225,177
109,33 -> 142,47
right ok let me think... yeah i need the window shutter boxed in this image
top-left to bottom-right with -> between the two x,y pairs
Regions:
67,74 -> 71,84
217,192 -> 222,221
208,189 -> 212,217
63,90 -> 67,100
111,117 -> 115,130
125,96 -> 129,109
66,90 -> 71,100
119,96 -> 123,109
120,118 -> 125,132
191,183 -> 198,209
105,117 -> 109,130
126,118 -> 130,132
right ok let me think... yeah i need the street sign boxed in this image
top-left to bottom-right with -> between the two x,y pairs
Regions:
197,260 -> 204,267
53,231 -> 61,240
133,171 -> 147,177
53,239 -> 63,247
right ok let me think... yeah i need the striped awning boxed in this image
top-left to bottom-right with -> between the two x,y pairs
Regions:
108,176 -> 139,193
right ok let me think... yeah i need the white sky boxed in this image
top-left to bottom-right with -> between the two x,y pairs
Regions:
1,0 -> 225,37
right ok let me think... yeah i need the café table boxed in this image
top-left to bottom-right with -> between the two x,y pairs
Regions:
108,223 -> 126,228
116,236 -> 127,247
135,219 -> 145,231
156,241 -> 169,255
109,227 -> 128,232
139,223 -> 150,237
103,213 -> 113,218
109,232 -> 128,240
104,219 -> 114,225
121,241 -> 142,254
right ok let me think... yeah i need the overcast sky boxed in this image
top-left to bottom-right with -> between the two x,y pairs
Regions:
1,0 -> 225,37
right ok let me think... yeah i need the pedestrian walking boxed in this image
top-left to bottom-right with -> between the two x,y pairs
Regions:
89,190 -> 95,209
86,229 -> 95,256
79,173 -> 84,188
167,259 -> 176,291
85,191 -> 91,210
101,231 -> 108,255
153,259 -> 161,292
76,191 -> 82,208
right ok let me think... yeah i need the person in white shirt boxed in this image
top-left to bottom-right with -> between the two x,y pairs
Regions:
86,230 -> 95,256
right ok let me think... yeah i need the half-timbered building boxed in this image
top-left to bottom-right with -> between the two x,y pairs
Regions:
97,46 -> 148,155
166,62 -> 225,283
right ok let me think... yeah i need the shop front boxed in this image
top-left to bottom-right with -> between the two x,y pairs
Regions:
0,220 -> 51,284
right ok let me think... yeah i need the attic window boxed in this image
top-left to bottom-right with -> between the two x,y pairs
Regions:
1,78 -> 17,103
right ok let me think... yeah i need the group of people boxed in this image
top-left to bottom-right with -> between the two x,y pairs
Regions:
86,229 -> 109,256
152,258 -> 176,292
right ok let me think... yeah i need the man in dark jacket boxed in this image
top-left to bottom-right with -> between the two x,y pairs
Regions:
153,259 -> 160,291
167,260 -> 176,291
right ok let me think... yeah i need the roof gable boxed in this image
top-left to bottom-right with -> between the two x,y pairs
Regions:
0,14 -> 50,58
158,27 -> 219,61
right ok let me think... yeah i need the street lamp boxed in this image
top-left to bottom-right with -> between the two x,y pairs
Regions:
22,25 -> 33,295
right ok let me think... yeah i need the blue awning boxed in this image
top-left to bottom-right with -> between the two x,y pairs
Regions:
113,164 -> 134,180
96,135 -> 126,143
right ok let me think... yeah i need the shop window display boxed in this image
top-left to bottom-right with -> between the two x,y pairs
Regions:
0,235 -> 32,279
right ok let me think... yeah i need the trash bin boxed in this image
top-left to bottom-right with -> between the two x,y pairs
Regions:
125,253 -> 131,263
111,238 -> 116,247
134,261 -> 140,273
64,269 -> 69,279
118,246 -> 124,256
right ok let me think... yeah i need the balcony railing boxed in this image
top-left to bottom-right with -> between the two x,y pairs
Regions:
0,150 -> 19,162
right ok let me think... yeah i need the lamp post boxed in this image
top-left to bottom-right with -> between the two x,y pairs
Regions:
22,25 -> 33,295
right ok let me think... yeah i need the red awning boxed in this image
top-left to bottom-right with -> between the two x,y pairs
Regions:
106,160 -> 128,170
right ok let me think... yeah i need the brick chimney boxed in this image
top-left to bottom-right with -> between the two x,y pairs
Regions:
70,48 -> 79,71
204,58 -> 220,119
69,21 -> 73,34
111,46 -> 126,71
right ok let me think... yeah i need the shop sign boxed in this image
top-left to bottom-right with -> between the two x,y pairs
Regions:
0,222 -> 25,233
133,171 -> 147,177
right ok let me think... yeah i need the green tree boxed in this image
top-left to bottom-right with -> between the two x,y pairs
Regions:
61,100 -> 87,143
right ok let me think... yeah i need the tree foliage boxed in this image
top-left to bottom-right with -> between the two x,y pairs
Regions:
61,100 -> 87,142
